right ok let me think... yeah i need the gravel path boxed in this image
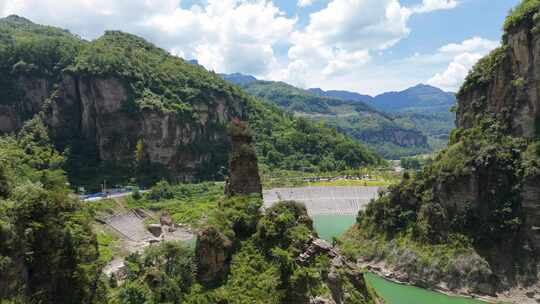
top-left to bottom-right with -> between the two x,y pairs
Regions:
263,186 -> 381,216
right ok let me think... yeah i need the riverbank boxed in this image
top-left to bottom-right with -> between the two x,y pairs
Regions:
358,260 -> 539,304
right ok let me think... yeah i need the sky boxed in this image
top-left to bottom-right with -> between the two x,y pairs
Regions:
0,0 -> 521,95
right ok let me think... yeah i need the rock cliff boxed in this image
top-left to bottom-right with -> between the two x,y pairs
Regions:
224,119 -> 262,197
456,5 -> 540,253
0,15 -> 382,187
1,72 -> 243,182
195,227 -> 233,286
347,1 -> 540,300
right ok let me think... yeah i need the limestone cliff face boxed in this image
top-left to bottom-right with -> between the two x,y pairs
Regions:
357,126 -> 428,148
456,24 -> 540,138
456,20 -> 540,254
2,73 -> 244,181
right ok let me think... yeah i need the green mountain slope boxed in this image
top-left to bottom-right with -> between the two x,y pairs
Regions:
309,85 -> 456,152
224,78 -> 431,159
0,15 -> 381,189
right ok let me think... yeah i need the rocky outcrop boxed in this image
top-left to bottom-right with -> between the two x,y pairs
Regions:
456,24 -> 540,138
224,119 -> 262,197
523,176 -> 540,250
2,73 -> 244,181
195,227 -> 233,286
298,238 -> 375,304
456,15 -> 540,258
355,126 -> 429,148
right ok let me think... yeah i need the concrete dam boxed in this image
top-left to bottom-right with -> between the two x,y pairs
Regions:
263,186 -> 381,216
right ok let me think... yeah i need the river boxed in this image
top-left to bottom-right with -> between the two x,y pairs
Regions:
364,272 -> 488,304
311,214 -> 489,304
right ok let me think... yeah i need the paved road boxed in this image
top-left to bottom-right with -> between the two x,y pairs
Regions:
82,190 -> 148,202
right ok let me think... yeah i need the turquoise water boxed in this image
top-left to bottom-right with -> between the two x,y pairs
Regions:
312,214 -> 488,304
365,272 -> 487,304
312,214 -> 356,242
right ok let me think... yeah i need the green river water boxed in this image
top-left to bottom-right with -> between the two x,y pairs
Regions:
311,215 -> 488,304
312,214 -> 356,242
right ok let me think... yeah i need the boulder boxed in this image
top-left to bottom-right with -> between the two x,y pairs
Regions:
160,213 -> 173,227
147,224 -> 162,237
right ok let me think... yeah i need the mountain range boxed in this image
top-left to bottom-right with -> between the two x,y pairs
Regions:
0,15 -> 381,189
221,73 -> 456,158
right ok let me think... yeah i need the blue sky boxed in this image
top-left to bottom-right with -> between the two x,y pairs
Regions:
1,0 -> 522,94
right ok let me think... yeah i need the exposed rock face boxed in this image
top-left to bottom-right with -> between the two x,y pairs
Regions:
456,26 -> 540,138
224,119 -> 262,197
1,73 -> 243,180
523,176 -> 540,250
195,227 -> 233,286
355,126 -> 429,148
456,19 -> 540,256
147,224 -> 162,237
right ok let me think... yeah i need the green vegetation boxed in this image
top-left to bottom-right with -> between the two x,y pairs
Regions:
105,199 -> 373,304
111,242 -> 196,304
236,79 -> 431,159
0,15 -> 382,190
394,111 -> 455,151
0,117 -> 106,303
400,155 -> 433,171
458,47 -> 507,95
71,31 -> 236,118
126,181 -> 224,228
359,118 -> 524,244
342,115 -> 534,290
261,167 -> 400,189
504,0 -> 540,31
250,112 -> 383,172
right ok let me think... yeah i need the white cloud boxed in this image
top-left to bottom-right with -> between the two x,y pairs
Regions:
427,53 -> 483,91
283,0 -> 413,88
1,0 -> 467,94
413,0 -> 458,13
438,36 -> 499,54
282,0 -> 462,93
1,0 -> 296,76
427,37 -> 499,91
298,0 -> 316,7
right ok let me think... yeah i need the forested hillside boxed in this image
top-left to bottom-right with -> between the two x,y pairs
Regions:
0,118 -> 106,303
0,15 -> 381,190
310,84 -> 456,151
225,78 -> 431,159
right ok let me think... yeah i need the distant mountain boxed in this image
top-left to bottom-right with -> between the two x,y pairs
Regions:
308,84 -> 456,113
220,74 -> 430,159
308,88 -> 373,103
219,73 -> 258,86
371,84 -> 456,113
304,84 -> 456,151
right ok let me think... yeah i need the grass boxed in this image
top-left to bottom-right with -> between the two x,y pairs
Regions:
95,225 -> 123,264
83,198 -> 124,217
125,182 -> 225,228
261,168 -> 400,189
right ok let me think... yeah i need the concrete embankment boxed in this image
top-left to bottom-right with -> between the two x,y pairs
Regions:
263,186 -> 381,215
